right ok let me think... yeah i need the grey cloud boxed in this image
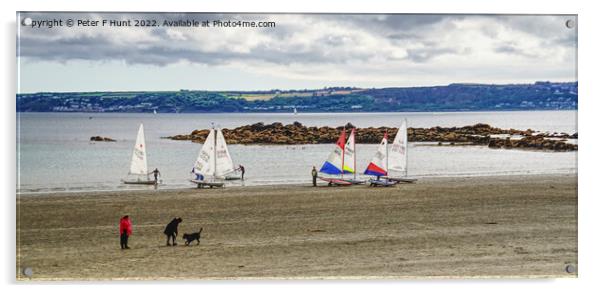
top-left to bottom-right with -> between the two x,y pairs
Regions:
321,14 -> 452,31
547,33 -> 577,48
387,32 -> 421,41
405,47 -> 460,63
18,13 -> 397,66
480,24 -> 500,39
17,12 -> 574,67
19,31 -> 373,66
374,14 -> 456,29
494,44 -> 538,58
496,15 -> 576,46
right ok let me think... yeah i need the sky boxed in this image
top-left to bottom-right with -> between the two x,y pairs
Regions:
17,13 -> 577,93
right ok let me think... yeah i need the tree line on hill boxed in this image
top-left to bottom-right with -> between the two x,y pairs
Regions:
16,82 -> 577,113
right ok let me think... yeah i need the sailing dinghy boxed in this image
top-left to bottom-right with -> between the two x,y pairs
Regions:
191,127 -> 238,188
318,129 -> 352,186
382,119 -> 417,183
318,128 -> 364,185
364,132 -> 396,187
123,124 -> 157,185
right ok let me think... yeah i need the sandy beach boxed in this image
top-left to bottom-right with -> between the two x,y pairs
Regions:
16,174 -> 577,280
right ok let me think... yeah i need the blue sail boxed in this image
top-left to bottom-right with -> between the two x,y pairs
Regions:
320,161 -> 343,175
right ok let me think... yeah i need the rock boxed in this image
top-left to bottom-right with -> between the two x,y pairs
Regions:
90,136 -> 116,142
267,122 -> 282,129
487,136 -> 577,152
443,133 -> 457,141
250,122 -> 265,131
164,122 -> 577,152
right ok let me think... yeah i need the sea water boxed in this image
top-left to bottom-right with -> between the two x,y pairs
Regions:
16,111 -> 577,194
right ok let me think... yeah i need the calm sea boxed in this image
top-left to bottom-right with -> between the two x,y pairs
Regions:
16,111 -> 577,194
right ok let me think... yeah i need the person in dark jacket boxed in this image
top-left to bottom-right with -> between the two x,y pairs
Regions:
311,166 -> 318,187
149,168 -> 161,182
237,165 -> 245,180
119,215 -> 132,249
164,217 -> 182,246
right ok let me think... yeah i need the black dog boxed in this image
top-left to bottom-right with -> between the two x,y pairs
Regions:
182,228 -> 203,246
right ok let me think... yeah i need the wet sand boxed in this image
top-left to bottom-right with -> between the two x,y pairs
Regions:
16,175 -> 577,280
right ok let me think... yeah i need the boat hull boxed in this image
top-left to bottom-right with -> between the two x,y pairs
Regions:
368,179 -> 397,187
341,178 -> 366,185
383,176 -> 418,183
318,177 -> 353,186
190,180 -> 225,188
122,180 -> 157,185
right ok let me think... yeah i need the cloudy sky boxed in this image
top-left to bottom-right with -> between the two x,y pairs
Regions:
17,13 -> 577,93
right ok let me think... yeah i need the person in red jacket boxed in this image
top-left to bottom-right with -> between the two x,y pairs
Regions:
119,215 -> 132,249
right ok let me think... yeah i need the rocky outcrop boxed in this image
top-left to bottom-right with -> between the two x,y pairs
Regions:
165,122 -> 577,152
488,136 -> 577,151
90,136 -> 116,142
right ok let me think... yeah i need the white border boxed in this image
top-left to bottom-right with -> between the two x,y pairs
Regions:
3,0 -> 601,292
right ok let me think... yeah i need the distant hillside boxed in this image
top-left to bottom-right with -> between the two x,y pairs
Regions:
16,82 -> 577,113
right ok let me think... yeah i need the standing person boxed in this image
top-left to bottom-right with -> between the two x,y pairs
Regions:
119,215 -> 132,249
163,217 -> 182,246
311,166 -> 318,187
149,168 -> 161,182
238,165 -> 245,180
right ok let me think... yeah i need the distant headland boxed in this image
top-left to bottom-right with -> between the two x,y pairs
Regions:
17,81 -> 577,113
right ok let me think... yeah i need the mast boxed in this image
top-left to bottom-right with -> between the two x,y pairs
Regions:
212,124 -> 217,179
353,128 -> 357,180
385,130 -> 389,176
143,123 -> 149,181
341,127 -> 346,179
404,119 -> 408,177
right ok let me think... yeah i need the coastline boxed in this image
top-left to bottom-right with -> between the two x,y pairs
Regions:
17,111 -> 578,195
17,174 -> 577,280
16,172 -> 577,197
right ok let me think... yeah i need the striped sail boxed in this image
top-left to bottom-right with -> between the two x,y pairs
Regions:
319,129 -> 347,175
343,128 -> 356,174
364,132 -> 388,176
389,120 -> 408,173
129,124 -> 148,175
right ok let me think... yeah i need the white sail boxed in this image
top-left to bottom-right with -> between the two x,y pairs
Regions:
214,129 -> 235,176
343,129 -> 356,174
364,134 -> 388,176
194,129 -> 216,176
129,124 -> 148,175
389,120 -> 408,173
